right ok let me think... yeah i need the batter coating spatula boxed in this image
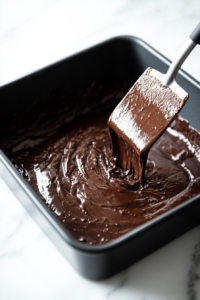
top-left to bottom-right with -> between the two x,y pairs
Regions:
108,23 -> 200,184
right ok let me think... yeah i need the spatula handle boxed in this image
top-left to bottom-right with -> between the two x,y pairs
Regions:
190,23 -> 200,45
163,23 -> 200,86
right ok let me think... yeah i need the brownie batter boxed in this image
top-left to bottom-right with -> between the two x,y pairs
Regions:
108,68 -> 188,184
3,81 -> 200,245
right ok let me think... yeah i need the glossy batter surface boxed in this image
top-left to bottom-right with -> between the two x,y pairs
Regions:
3,81 -> 200,245
108,68 -> 188,183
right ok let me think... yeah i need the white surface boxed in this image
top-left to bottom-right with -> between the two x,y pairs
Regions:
1,0 -> 200,299
1,0 -> 200,86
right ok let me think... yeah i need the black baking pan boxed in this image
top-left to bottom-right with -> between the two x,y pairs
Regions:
1,36 -> 200,280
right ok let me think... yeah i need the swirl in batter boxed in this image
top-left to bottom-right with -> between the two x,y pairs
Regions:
18,112 -> 200,245
5,82 -> 200,245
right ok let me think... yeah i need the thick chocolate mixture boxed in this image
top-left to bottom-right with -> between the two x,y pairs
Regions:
3,81 -> 200,245
108,68 -> 188,184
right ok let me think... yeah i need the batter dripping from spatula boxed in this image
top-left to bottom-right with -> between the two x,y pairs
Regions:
109,23 -> 200,184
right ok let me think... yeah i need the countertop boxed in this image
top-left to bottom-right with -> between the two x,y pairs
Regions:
1,0 -> 200,299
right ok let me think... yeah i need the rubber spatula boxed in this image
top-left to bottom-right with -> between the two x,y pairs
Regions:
108,23 -> 200,184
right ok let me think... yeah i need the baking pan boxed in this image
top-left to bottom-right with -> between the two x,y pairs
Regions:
1,36 -> 200,280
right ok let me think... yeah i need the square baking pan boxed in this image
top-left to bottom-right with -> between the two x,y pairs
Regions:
1,36 -> 200,280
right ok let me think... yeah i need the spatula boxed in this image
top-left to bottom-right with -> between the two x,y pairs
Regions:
108,23 -> 200,184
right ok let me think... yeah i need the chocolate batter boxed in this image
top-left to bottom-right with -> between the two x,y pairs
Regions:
108,68 -> 188,184
3,81 -> 200,245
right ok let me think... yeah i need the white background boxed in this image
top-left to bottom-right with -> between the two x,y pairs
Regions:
0,1 -> 200,299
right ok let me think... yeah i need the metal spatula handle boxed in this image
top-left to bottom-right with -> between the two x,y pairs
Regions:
190,23 -> 200,44
163,23 -> 200,86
